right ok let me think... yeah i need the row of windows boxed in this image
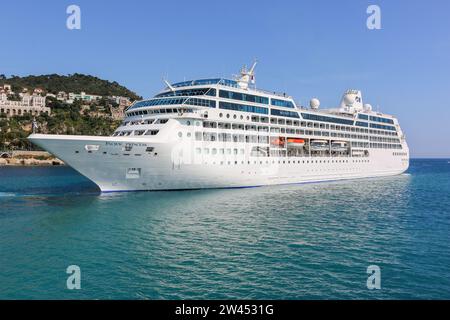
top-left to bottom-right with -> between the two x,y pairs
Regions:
192,130 -> 401,150
369,136 -> 401,143
301,113 -> 354,125
195,132 -> 269,144
357,114 -> 369,120
219,90 -> 269,104
121,118 -> 168,126
194,117 -> 397,139
370,123 -> 396,131
271,109 -> 300,118
171,78 -> 222,88
351,142 -> 370,148
112,129 -> 159,137
201,120 -> 370,138
170,78 -> 238,89
370,143 -> 402,149
271,98 -> 295,108
196,147 -> 245,155
130,97 -> 186,109
185,98 -> 216,108
370,115 -> 394,124
125,107 -> 194,117
156,88 -> 216,98
219,101 -> 268,115
204,121 -> 270,132
204,105 -> 394,139
129,97 -> 216,111
199,124 -> 370,141
191,151 -> 368,165
355,121 -> 368,127
161,83 -> 293,110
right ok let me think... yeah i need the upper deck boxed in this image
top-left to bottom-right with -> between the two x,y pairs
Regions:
121,63 -> 402,145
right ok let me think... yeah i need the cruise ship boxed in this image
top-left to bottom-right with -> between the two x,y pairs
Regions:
28,63 -> 409,192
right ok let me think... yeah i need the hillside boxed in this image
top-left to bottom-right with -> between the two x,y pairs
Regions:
0,103 -> 121,150
0,73 -> 141,151
0,73 -> 142,100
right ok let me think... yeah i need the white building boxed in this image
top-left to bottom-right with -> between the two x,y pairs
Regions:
67,92 -> 103,104
57,91 -> 68,101
0,84 -> 12,93
0,87 -> 50,117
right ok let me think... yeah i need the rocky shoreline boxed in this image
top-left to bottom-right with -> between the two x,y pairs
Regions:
0,151 -> 64,166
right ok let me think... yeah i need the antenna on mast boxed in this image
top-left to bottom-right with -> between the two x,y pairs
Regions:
249,59 -> 257,75
163,77 -> 175,92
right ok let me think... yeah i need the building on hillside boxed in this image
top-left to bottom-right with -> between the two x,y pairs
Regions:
109,95 -> 132,107
0,92 -> 50,118
108,96 -> 133,120
0,84 -> 12,94
33,88 -> 44,95
67,92 -> 103,104
57,91 -> 68,101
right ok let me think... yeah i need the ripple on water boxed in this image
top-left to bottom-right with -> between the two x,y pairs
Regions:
1,160 -> 450,299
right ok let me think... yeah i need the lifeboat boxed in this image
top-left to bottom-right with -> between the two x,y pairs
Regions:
270,137 -> 286,147
310,139 -> 329,151
331,141 -> 348,152
287,138 -> 305,148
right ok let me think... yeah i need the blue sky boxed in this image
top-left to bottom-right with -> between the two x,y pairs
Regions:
1,0 -> 449,157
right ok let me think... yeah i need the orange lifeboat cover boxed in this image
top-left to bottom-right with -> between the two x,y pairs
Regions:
287,138 -> 305,144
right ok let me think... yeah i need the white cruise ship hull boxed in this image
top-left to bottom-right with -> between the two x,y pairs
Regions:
29,133 -> 409,192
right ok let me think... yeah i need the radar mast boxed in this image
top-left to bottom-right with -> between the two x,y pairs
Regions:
236,60 -> 257,90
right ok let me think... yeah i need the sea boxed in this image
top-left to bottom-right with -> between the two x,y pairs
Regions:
0,159 -> 449,299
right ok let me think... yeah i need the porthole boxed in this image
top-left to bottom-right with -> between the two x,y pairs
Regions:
178,132 -> 182,138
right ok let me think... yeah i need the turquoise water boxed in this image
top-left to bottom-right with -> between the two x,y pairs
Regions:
1,159 -> 450,299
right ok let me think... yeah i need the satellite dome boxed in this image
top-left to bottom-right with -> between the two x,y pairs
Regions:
343,94 -> 355,105
364,103 -> 372,111
310,98 -> 320,109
